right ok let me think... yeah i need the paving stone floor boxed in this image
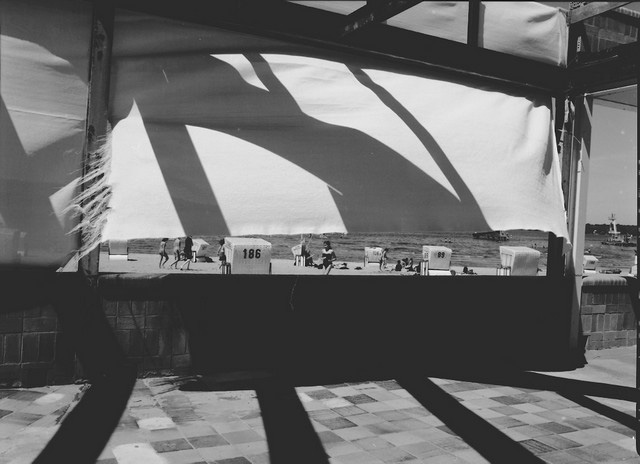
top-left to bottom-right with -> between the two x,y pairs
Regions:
0,358 -> 638,464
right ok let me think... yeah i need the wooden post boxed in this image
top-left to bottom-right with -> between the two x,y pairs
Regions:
564,95 -> 593,352
78,2 -> 115,278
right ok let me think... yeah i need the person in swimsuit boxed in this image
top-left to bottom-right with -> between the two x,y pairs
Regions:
169,237 -> 181,269
321,240 -> 336,275
159,238 -> 169,268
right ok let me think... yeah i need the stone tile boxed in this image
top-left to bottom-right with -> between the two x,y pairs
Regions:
507,424 -> 552,438
213,421 -> 251,433
151,437 -> 193,453
306,389 -> 338,400
391,418 -> 431,431
352,436 -> 393,451
451,449 -> 491,464
581,426 -> 634,443
178,422 -> 218,438
214,457 -> 252,464
333,426 -> 376,441
188,434 -> 229,448
348,413 -> 385,426
317,430 -> 345,444
490,405 -> 526,416
486,416 -> 527,430
333,405 -> 367,417
336,451 -> 386,464
400,407 -> 431,418
326,441 -> 362,457
234,441 -> 268,456
344,394 -> 377,405
382,432 -> 425,447
536,422 -> 577,435
607,423 -> 635,438
308,410 -> 341,421
3,412 -> 43,426
399,441 -> 442,458
566,442 -> 640,462
197,444 -> 243,461
539,450 -> 584,463
461,398 -> 505,410
384,399 -> 420,410
366,390 -> 402,402
510,413 -> 549,425
247,452 -> 270,464
328,386 -> 361,397
431,436 -> 471,453
325,398 -> 354,409
374,380 -> 403,391
8,391 -> 46,402
316,417 -> 358,430
511,403 -> 549,414
421,453 -> 466,463
535,434 -> 582,451
358,402 -> 396,413
492,396 -> 527,406
365,421 -> 404,435
369,446 -> 417,463
560,429 -> 609,446
519,439 -> 556,455
221,429 -> 263,444
374,410 -> 412,422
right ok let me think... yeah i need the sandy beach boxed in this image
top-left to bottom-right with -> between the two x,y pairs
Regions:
99,252 -> 503,276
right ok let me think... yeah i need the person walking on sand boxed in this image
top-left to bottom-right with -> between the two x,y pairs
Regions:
169,237 -> 181,269
159,238 -> 170,268
179,235 -> 194,270
379,248 -> 389,271
321,240 -> 336,275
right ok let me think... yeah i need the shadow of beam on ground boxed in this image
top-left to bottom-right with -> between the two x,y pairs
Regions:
256,377 -> 329,464
560,392 -> 637,430
421,367 -> 638,403
398,375 -> 546,464
34,364 -> 137,464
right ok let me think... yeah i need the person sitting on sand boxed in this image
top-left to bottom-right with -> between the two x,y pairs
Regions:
321,241 -> 336,275
394,260 -> 403,271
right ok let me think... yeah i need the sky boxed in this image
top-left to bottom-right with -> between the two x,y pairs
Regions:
587,100 -> 638,225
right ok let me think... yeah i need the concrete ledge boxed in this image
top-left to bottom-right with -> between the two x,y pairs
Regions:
582,274 -> 634,287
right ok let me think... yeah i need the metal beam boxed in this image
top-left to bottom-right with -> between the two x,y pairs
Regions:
111,0 -> 568,95
341,0 -> 422,37
568,2 -> 631,24
467,0 -> 480,47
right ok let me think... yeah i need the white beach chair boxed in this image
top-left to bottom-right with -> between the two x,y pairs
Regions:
583,255 -> 598,275
224,237 -> 272,274
498,246 -> 540,276
108,239 -> 129,260
292,244 -> 306,267
420,246 -> 452,276
364,247 -> 383,266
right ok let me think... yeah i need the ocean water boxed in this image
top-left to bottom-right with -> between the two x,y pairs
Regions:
122,230 -> 636,272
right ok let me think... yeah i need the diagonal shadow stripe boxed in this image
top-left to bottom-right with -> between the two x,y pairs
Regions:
560,392 -> 637,430
256,377 -> 329,464
398,375 -> 546,464
34,364 -> 137,464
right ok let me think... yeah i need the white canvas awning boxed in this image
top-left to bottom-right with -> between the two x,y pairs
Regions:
102,8 -> 569,241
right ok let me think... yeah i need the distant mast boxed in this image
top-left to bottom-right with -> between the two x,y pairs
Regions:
608,213 -> 620,238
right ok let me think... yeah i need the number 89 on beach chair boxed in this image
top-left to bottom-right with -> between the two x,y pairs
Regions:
420,246 -> 452,276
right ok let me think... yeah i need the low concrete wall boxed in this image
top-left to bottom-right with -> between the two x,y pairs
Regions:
580,274 -> 638,350
0,270 -> 635,386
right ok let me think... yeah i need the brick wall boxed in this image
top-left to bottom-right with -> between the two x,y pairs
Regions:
0,305 -> 74,386
580,275 -> 638,350
100,299 -> 190,376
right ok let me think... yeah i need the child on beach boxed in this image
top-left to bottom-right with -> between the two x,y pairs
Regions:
321,241 -> 336,275
379,248 -> 389,270
169,237 -> 181,269
159,238 -> 169,268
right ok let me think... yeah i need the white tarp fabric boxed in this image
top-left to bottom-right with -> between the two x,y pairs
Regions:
104,9 -> 569,241
0,0 -> 91,266
292,1 -> 568,66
